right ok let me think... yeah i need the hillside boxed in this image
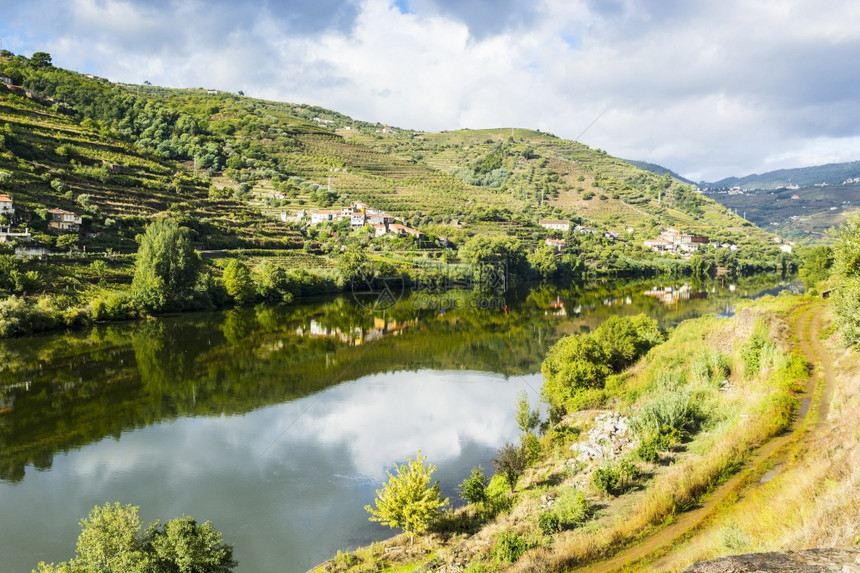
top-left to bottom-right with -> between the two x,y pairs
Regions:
622,159 -> 697,186
0,51 -> 796,338
703,160 -> 860,190
706,183 -> 860,243
0,51 -> 768,252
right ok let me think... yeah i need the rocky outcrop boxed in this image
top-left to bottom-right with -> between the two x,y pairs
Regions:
682,548 -> 860,572
569,411 -> 634,463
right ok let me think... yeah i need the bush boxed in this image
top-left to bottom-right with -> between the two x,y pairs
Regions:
0,296 -> 59,337
90,290 -> 144,322
458,466 -> 488,506
741,319 -> 771,376
636,425 -> 682,462
493,443 -> 529,493
632,389 -> 705,439
538,511 -> 561,535
592,459 -> 640,496
521,432 -> 541,465
485,474 -> 514,515
493,531 -> 528,564
552,487 -> 590,528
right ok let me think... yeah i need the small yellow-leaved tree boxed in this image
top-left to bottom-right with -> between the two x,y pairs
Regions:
365,451 -> 449,544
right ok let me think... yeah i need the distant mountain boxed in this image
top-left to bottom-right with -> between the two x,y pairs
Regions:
704,161 -> 860,190
623,160 -> 697,186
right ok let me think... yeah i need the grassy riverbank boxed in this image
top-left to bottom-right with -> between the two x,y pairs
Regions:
311,295 -> 850,572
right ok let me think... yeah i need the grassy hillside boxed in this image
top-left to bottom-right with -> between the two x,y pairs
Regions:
0,51 -> 769,251
0,51 -> 796,338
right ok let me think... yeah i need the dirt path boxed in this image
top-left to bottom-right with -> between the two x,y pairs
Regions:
572,303 -> 834,573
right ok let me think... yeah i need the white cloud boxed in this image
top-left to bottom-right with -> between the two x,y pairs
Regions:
2,0 -> 860,179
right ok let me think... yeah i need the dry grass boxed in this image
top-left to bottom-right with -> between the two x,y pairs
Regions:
652,309 -> 860,571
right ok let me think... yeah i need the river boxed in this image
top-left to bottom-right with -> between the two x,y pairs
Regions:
0,276 -> 799,572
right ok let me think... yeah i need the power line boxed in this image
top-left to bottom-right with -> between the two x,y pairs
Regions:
575,106 -> 610,142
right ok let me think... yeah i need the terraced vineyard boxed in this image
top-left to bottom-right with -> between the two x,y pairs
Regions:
0,50 -> 773,264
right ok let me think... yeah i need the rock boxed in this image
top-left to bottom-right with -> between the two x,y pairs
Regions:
682,548 -> 860,573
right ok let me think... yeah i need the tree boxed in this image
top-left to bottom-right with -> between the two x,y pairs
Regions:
528,246 -> 560,281
541,334 -> 611,408
30,51 -> 53,67
132,218 -> 202,312
831,213 -> 860,347
492,443 -> 528,493
34,502 -> 236,573
221,259 -> 255,305
148,516 -> 237,573
458,465 -> 489,506
365,451 -> 449,543
515,390 -> 540,434
337,244 -> 368,284
592,314 -> 663,372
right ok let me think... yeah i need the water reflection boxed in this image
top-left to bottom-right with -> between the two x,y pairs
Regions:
0,370 -> 535,572
0,276 -> 799,572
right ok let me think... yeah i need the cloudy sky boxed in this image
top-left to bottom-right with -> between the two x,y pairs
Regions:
2,0 -> 859,181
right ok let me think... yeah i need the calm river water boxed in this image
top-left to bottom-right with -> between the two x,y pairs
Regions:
0,277 -> 798,572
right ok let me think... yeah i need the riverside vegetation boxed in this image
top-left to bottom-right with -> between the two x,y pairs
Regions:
0,50 -> 797,338
313,216 -> 860,572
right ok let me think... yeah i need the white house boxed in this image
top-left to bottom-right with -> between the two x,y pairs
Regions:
350,213 -> 367,226
310,210 -> 334,225
48,208 -> 82,232
0,194 -> 14,215
545,238 -> 566,252
540,219 -> 570,232
370,223 -> 388,237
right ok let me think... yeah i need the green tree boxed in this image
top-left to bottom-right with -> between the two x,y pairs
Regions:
256,261 -> 294,302
527,246 -> 560,281
799,245 -> 834,289
337,244 -> 368,284
515,390 -> 540,434
831,213 -> 860,347
132,218 -> 202,312
458,465 -> 489,506
30,51 -> 53,67
221,259 -> 255,305
492,442 -> 528,493
148,516 -> 237,573
365,451 -> 449,543
34,502 -> 236,573
541,334 -> 611,408
592,314 -> 663,372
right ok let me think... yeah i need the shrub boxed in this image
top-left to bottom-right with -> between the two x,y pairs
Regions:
485,474 -> 513,515
493,531 -> 528,564
538,511 -> 561,535
632,389 -> 705,439
521,432 -> 541,465
741,319 -> 770,376
541,334 -> 611,408
493,443 -> 529,493
636,425 -> 682,462
90,290 -> 144,322
0,296 -> 59,337
552,488 -> 590,528
592,459 -> 640,496
458,466 -> 488,506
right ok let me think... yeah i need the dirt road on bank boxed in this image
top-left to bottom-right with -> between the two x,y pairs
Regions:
574,303 -> 834,573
